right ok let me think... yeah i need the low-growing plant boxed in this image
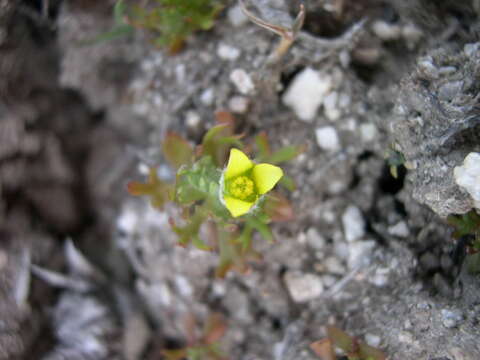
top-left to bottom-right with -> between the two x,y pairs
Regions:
163,313 -> 227,360
310,326 -> 386,360
447,209 -> 480,274
95,0 -> 223,53
128,111 -> 302,277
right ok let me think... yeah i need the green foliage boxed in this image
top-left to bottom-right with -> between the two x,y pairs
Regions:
128,112 -> 301,277
310,326 -> 386,360
94,0 -> 223,53
447,209 -> 480,273
385,147 -> 405,179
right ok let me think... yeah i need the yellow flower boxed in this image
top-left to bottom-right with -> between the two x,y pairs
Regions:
221,148 -> 283,217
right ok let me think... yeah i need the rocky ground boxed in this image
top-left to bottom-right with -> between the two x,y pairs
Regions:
0,0 -> 479,359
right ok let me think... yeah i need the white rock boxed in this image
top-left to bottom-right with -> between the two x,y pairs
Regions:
454,152 -> 480,209
331,243 -> 348,263
360,123 -> 377,142
464,43 -> 480,57
228,96 -> 249,114
324,257 -> 346,275
388,221 -> 409,237
315,126 -> 340,152
323,92 -> 341,121
371,20 -> 401,41
348,240 -> 376,269
284,272 -> 324,303
306,227 -> 326,250
401,24 -> 423,49
441,309 -> 464,328
342,205 -> 366,242
217,43 -> 241,61
282,68 -> 333,122
185,111 -> 201,132
200,88 -> 214,106
230,69 -> 255,95
365,333 -> 381,347
228,4 -> 248,27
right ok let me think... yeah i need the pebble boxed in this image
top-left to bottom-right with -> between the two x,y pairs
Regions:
342,205 -> 366,242
401,24 -> 423,49
438,81 -> 463,101
306,227 -> 326,250
365,333 -> 381,347
388,221 -> 409,237
228,96 -> 249,114
323,92 -> 341,121
464,43 -> 480,57
398,331 -> 414,344
284,271 -> 324,303
419,252 -> 439,271
360,123 -> 378,142
230,68 -> 255,95
348,240 -> 376,269
282,68 -> 333,122
200,87 -> 214,106
321,275 -> 337,288
315,126 -> 340,152
227,4 -> 248,27
418,58 -> 439,79
370,267 -> 390,287
185,111 -> 201,133
441,308 -> 464,328
371,20 -> 401,41
333,241 -> 349,260
324,257 -> 346,275
454,152 -> 480,209
217,43 -> 241,61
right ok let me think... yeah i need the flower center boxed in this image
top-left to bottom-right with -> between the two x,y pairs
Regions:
229,176 -> 255,200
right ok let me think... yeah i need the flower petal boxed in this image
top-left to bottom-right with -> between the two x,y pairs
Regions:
224,196 -> 255,217
225,148 -> 253,180
252,163 -> 283,194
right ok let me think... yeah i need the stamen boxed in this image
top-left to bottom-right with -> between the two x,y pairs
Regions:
229,176 -> 255,200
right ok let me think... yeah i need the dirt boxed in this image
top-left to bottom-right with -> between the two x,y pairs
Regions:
0,0 -> 479,359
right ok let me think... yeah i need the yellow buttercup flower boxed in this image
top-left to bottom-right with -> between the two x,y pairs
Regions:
221,148 -> 283,217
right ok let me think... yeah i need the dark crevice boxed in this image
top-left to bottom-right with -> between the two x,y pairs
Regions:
377,163 -> 406,195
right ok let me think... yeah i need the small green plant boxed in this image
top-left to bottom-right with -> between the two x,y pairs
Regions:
128,112 -> 302,277
447,209 -> 480,274
96,0 -> 223,53
310,326 -> 386,360
384,146 -> 405,179
163,313 -> 227,360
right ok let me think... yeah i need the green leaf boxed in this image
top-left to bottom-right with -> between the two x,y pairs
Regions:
114,0 -> 127,24
163,131 -> 194,169
174,157 -> 221,205
447,210 -> 480,239
84,24 -> 134,45
246,216 -> 274,243
171,206 -> 209,249
266,145 -> 304,165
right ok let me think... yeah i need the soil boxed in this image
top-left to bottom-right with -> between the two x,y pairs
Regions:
1,1 -> 479,360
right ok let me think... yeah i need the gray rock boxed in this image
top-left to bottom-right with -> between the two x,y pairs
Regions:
284,271 -> 324,303
389,44 -> 480,217
440,308 -> 464,328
